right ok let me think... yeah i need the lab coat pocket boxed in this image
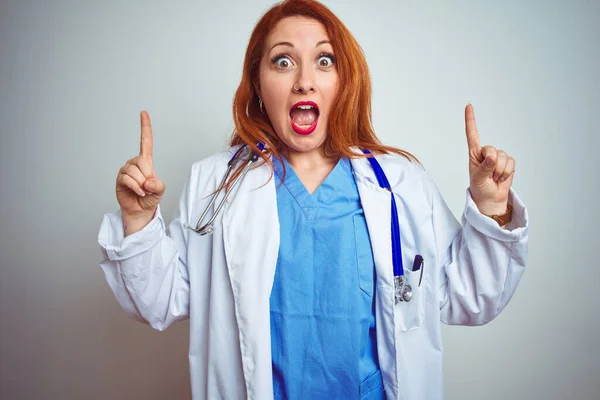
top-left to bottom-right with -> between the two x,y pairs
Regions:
354,213 -> 375,298
395,266 -> 426,332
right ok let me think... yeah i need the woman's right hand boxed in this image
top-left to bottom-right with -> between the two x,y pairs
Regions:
116,111 -> 166,232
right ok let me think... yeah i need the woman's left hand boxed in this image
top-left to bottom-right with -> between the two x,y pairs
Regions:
464,104 -> 515,216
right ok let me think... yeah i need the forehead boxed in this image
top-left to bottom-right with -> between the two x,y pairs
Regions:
266,16 -> 330,50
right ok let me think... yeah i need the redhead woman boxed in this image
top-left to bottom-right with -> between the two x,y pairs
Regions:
98,0 -> 529,399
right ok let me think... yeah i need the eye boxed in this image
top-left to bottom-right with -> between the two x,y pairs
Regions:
317,54 -> 335,67
272,55 -> 293,69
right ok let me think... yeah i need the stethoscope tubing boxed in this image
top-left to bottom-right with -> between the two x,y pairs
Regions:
362,150 -> 405,278
186,144 -> 264,235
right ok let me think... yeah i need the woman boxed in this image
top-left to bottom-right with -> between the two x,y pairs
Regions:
98,0 -> 529,399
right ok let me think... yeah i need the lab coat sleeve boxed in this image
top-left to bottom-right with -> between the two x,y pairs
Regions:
97,165 -> 197,331
429,175 -> 530,326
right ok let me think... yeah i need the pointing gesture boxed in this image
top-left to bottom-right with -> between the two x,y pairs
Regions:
116,111 -> 166,232
140,110 -> 153,159
465,104 -> 515,216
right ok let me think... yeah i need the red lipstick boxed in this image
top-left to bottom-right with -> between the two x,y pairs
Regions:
289,101 -> 319,135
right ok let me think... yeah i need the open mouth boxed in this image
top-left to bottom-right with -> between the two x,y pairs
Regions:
289,101 -> 319,135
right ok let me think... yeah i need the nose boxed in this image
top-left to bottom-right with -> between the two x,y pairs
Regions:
293,64 -> 316,94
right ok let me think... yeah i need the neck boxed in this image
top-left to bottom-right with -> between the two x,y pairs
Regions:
281,146 -> 338,171
278,145 -> 340,195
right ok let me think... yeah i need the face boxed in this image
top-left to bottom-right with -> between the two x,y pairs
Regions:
257,16 -> 339,157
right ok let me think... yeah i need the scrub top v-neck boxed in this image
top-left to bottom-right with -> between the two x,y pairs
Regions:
269,155 -> 384,400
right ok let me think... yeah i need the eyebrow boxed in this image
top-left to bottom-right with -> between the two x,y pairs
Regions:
269,40 -> 331,52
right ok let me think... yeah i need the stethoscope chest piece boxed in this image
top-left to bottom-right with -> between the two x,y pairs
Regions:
394,276 -> 413,304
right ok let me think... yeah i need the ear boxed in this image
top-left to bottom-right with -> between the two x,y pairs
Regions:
253,80 -> 262,98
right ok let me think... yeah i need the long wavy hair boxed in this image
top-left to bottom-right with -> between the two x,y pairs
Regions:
229,0 -> 418,184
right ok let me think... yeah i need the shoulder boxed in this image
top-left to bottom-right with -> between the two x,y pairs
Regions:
179,146 -> 244,194
188,145 -> 243,177
378,152 -> 434,199
350,150 -> 436,211
374,152 -> 424,177
352,150 -> 429,188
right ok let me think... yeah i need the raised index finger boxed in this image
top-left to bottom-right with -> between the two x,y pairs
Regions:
139,110 -> 153,158
465,103 -> 481,151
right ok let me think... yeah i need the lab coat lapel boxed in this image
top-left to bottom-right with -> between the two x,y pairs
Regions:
350,155 -> 395,287
350,154 -> 399,398
221,158 -> 279,399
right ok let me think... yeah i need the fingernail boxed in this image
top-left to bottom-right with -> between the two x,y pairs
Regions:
486,157 -> 495,167
137,189 -> 146,197
147,181 -> 155,190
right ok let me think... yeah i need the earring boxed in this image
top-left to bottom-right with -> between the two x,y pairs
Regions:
258,97 -> 266,115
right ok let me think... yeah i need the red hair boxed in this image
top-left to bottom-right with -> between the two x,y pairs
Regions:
229,0 -> 418,184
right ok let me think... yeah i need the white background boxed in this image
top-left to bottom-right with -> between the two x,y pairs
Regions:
1,0 -> 598,398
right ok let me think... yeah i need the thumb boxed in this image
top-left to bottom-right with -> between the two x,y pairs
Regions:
472,155 -> 496,184
144,178 -> 166,196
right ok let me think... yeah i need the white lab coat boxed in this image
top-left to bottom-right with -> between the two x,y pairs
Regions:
98,146 -> 529,400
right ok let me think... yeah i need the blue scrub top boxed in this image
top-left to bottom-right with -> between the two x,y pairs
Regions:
269,156 -> 385,399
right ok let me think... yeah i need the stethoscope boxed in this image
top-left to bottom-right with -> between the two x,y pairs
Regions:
185,143 -> 265,235
186,144 -> 415,304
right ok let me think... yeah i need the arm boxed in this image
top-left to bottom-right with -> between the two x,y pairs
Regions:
431,182 -> 529,326
97,165 -> 197,331
430,103 -> 529,325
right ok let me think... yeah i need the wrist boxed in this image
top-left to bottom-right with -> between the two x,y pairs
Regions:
478,202 -> 513,227
476,201 -> 508,216
122,209 -> 156,236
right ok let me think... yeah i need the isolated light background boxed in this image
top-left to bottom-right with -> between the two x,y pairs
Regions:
0,0 -> 598,399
